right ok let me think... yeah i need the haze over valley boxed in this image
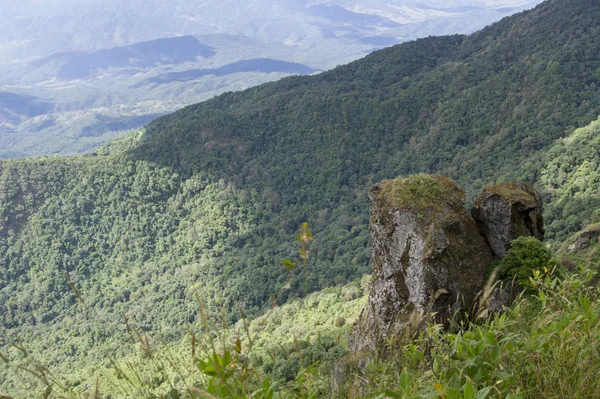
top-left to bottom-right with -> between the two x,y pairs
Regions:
0,0 -> 543,157
3,1 -> 600,397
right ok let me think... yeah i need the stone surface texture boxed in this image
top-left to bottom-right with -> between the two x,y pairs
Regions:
471,182 -> 544,258
566,223 -> 600,252
350,175 -> 494,352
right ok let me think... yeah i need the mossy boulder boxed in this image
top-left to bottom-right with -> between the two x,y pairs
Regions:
563,222 -> 600,253
558,223 -> 600,280
350,175 -> 493,352
471,182 -> 544,258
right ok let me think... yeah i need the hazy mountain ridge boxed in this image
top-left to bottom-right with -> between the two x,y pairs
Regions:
29,36 -> 216,80
1,1 -> 600,394
0,0 -> 543,158
0,33 -> 322,157
1,0 -> 542,61
138,59 -> 319,86
0,92 -> 53,122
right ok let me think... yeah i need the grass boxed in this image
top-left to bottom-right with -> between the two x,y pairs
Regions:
3,226 -> 600,398
474,182 -> 538,209
374,174 -> 467,228
342,265 -> 600,398
377,175 -> 466,210
4,266 -> 600,398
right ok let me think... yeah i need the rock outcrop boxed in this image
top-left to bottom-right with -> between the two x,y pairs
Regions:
350,175 -> 494,352
471,182 -> 544,258
565,223 -> 600,252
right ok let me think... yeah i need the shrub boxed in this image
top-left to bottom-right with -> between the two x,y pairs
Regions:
498,236 -> 563,291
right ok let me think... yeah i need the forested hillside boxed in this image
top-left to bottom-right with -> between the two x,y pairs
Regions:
2,0 -> 600,394
539,117 -> 600,241
2,1 -> 541,158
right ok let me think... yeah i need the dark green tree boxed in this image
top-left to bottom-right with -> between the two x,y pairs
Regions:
499,236 -> 563,291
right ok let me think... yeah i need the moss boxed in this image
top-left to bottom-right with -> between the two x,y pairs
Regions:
374,174 -> 466,225
584,222 -> 600,232
474,182 -> 537,208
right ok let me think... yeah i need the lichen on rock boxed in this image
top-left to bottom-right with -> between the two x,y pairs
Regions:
350,174 -> 493,353
471,182 -> 544,258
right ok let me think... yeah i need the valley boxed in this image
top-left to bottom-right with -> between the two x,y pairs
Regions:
1,0 -> 600,397
0,0 -> 543,158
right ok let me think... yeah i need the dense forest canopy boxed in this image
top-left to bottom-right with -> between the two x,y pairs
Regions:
1,0 -> 600,393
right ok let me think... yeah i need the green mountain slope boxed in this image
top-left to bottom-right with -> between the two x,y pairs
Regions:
134,0 -> 600,232
538,116 -> 600,241
2,0 -> 600,393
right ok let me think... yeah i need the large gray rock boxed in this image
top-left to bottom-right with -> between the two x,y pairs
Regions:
350,175 -> 493,353
471,182 -> 544,258
565,223 -> 600,252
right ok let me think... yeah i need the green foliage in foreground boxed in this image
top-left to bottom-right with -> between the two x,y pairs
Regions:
3,254 -> 600,398
3,0 -> 600,393
344,266 -> 600,398
498,236 -> 563,291
0,277 -> 367,398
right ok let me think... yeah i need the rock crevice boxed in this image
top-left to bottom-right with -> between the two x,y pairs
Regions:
350,175 -> 544,353
471,182 -> 544,258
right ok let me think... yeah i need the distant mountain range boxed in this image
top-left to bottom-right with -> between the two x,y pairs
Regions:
2,0 -> 600,393
138,58 -> 319,86
0,0 -> 543,61
0,0 -> 543,157
1,0 -> 599,394
0,92 -> 53,121
29,36 -> 217,80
